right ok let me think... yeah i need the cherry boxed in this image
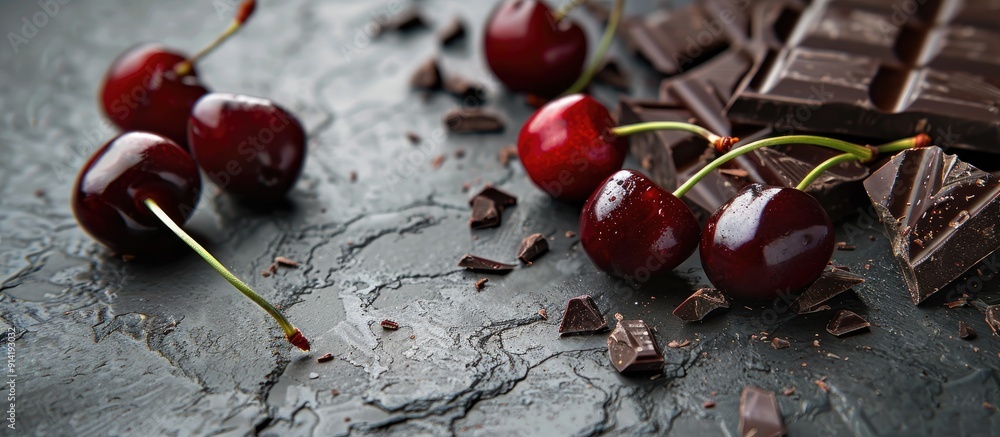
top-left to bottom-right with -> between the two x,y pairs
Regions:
72,132 -> 201,257
98,0 -> 256,148
518,94 -> 628,202
72,131 -> 309,351
484,0 -> 587,98
580,170 -> 701,280
188,93 -> 307,203
699,184 -> 835,301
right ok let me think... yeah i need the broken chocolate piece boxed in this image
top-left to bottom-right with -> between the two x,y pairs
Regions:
517,233 -> 549,263
438,16 -> 466,46
457,254 -> 516,274
468,186 -> 517,211
380,319 -> 399,330
826,310 -> 870,337
474,278 -> 488,290
559,295 -> 609,336
959,321 -> 977,340
469,196 -> 500,229
375,6 -> 427,34
498,145 -> 517,167
864,147 -> 1000,304
410,58 -> 443,89
406,131 -> 422,144
443,108 -> 504,133
771,338 -> 790,349
607,319 -> 663,374
274,256 -> 299,268
317,353 -> 334,363
791,267 -> 865,314
444,76 -> 487,104
987,305 -> 1000,336
673,288 -> 731,322
738,387 -> 785,437
593,58 -> 629,90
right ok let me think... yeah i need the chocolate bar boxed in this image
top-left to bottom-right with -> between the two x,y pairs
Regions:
864,147 -> 1000,304
727,0 -> 1000,151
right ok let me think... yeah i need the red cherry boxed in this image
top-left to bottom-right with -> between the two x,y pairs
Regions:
580,170 -> 701,280
518,94 -> 627,202
72,132 -> 201,257
484,0 -> 587,97
188,93 -> 307,203
99,44 -> 210,149
700,184 -> 835,301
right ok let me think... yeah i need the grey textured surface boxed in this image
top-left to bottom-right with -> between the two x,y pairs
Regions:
1,1 -> 999,436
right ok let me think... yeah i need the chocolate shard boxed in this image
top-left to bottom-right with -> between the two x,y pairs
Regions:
558,295 -> 609,336
673,288 -> 731,322
607,319 -> 663,374
987,305 -> 1000,336
593,59 -> 630,90
469,196 -> 500,229
826,310 -> 870,337
791,266 -> 865,314
437,16 -> 466,46
457,254 -> 516,274
738,387 -> 785,437
770,338 -> 790,349
958,321 -> 977,340
443,108 -> 505,133
517,233 -> 549,263
864,147 -> 1000,304
468,186 -> 517,210
375,6 -> 427,34
443,76 -> 487,104
410,58 -> 443,89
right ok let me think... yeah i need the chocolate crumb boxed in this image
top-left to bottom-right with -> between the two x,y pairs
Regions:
565,231 -> 576,238
946,298 -> 969,308
34,188 -> 45,198
718,168 -> 750,178
406,131 -> 422,144
461,182 -> 471,193
349,171 -> 357,183
703,400 -> 716,409
438,16 -> 466,46
835,242 -> 856,250
474,278 -> 488,290
380,319 -> 400,330
814,378 -> 829,392
317,353 -> 334,363
498,145 -> 518,167
782,387 -> 796,396
985,402 -> 997,412
538,309 -> 547,320
409,335 -> 415,339
331,389 -> 340,396
667,339 -> 691,348
275,256 -> 299,268
261,270 -> 271,277
410,57 -> 443,89
431,154 -> 446,169
375,6 -> 426,34
771,338 -> 791,349
959,321 -> 977,339
454,148 -> 466,159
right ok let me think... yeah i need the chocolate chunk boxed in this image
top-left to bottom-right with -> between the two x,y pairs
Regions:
558,295 -> 608,336
517,233 -> 548,263
437,16 -> 466,46
410,58 -> 443,89
607,319 -> 663,374
727,1 -> 1000,151
672,288 -> 731,322
738,387 -> 785,437
474,278 -> 488,290
593,58 -> 629,90
317,353 -> 334,363
987,305 -> 1000,336
443,108 -> 504,133
864,147 -> 1000,304
406,131 -> 421,144
375,6 -> 427,34
274,256 -> 299,268
959,321 -> 977,340
469,196 -> 500,229
498,145 -> 518,167
444,76 -> 487,104
826,310 -> 870,337
791,266 -> 865,314
771,338 -> 790,349
457,254 -> 516,274
468,186 -> 517,211
380,319 -> 399,330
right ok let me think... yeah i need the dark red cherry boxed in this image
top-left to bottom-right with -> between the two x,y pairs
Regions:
72,132 -> 201,256
484,0 -> 587,98
518,94 -> 627,202
188,93 -> 307,203
700,184 -> 835,301
99,43 -> 210,148
580,170 -> 701,280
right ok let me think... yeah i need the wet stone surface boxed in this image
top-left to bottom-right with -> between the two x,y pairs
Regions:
1,1 -> 999,435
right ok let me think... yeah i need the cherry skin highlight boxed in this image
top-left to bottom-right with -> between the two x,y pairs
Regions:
518,94 -> 628,202
484,0 -> 587,98
72,132 -> 201,257
100,44 -> 210,148
700,184 -> 835,301
580,170 -> 701,280
188,93 -> 307,203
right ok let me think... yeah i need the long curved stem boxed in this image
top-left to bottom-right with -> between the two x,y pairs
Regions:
143,198 -> 309,351
174,0 -> 257,76
610,121 -> 732,150
673,135 -> 873,199
795,133 -> 929,190
561,0 -> 625,96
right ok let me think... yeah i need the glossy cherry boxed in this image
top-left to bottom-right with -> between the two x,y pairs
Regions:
700,184 -> 835,301
99,43 -> 209,148
518,94 -> 628,202
188,93 -> 307,203
72,132 -> 201,257
484,0 -> 587,98
580,170 -> 701,280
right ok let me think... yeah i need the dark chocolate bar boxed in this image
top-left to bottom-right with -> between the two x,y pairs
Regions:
864,147 -> 1000,304
727,0 -> 1000,151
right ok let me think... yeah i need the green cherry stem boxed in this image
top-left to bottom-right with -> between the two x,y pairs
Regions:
174,0 -> 257,76
561,0 -> 625,96
673,135 -> 875,199
610,121 -> 735,151
143,197 -> 310,351
795,133 -> 931,191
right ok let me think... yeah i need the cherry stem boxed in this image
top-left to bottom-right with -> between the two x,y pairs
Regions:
174,0 -> 257,76
561,0 -> 625,96
142,197 -> 310,351
795,134 -> 929,191
610,121 -> 735,152
673,135 -> 874,199
552,0 -> 586,22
